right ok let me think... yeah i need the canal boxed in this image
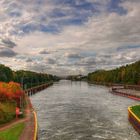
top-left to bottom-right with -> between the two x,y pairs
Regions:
30,80 -> 140,140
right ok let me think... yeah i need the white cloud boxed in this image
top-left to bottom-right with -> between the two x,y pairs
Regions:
0,0 -> 140,75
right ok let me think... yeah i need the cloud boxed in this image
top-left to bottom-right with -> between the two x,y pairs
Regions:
26,58 -> 33,62
39,49 -> 50,54
0,0 -> 140,75
64,52 -> 83,59
0,38 -> 16,48
117,45 -> 140,51
0,48 -> 17,57
46,58 -> 56,64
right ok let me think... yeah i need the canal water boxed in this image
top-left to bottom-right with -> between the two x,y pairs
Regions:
30,80 -> 140,140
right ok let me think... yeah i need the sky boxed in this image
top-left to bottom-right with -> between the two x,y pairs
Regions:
0,0 -> 140,76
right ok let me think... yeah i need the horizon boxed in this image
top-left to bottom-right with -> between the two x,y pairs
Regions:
1,60 -> 138,77
0,0 -> 140,75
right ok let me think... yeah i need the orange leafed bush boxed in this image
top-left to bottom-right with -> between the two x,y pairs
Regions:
0,81 -> 24,101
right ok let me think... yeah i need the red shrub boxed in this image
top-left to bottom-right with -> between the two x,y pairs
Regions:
0,81 -> 24,106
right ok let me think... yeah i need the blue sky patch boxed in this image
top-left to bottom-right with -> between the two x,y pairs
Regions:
107,0 -> 127,15
117,45 -> 140,51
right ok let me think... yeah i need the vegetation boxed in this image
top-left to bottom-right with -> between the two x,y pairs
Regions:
0,82 -> 25,124
88,60 -> 140,85
131,105 -> 140,119
0,102 -> 16,124
0,64 -> 60,90
0,64 -> 59,124
0,122 -> 25,140
0,65 -> 13,82
14,70 -> 56,90
0,82 -> 24,106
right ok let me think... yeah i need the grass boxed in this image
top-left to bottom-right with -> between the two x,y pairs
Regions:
131,105 -> 140,119
0,122 -> 25,140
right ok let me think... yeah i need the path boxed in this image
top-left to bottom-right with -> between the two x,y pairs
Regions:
19,96 -> 36,140
0,117 -> 27,131
19,109 -> 35,140
0,95 -> 36,140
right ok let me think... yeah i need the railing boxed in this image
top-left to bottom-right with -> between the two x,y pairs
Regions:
33,111 -> 38,140
124,85 -> 140,91
24,82 -> 53,96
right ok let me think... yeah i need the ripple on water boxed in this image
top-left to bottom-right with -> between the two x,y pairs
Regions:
31,81 -> 140,140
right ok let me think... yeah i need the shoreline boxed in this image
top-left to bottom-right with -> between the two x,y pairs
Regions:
88,81 -> 140,135
21,82 -> 53,140
128,105 -> 140,134
0,82 -> 53,140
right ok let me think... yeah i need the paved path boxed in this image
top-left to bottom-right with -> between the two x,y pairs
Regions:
19,109 -> 35,140
0,118 -> 27,131
0,96 -> 36,140
19,96 -> 35,140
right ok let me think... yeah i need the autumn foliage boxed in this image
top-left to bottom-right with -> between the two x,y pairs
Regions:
0,81 -> 24,106
88,60 -> 140,85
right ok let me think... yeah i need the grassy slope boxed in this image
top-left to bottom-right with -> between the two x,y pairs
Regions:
0,122 -> 25,140
131,105 -> 140,119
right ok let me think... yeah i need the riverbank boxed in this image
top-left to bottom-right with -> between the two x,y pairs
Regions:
88,81 -> 140,88
111,87 -> 140,101
0,94 -> 33,140
128,105 -> 140,134
19,95 -> 37,140
0,82 -> 53,140
88,81 -> 140,100
0,94 -> 36,140
20,82 -> 53,140
88,81 -> 140,135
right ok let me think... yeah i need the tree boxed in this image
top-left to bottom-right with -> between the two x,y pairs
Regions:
88,60 -> 140,85
0,82 -> 24,107
0,64 -> 13,82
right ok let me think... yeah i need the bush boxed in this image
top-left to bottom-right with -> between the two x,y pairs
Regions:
0,81 -> 24,107
0,102 -> 16,124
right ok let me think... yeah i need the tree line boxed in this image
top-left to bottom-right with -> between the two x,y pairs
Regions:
0,64 -> 60,89
88,60 -> 140,85
0,64 -> 60,124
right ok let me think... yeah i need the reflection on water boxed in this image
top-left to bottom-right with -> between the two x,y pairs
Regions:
31,80 -> 140,140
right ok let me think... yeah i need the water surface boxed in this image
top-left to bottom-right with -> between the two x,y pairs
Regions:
31,80 -> 140,140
